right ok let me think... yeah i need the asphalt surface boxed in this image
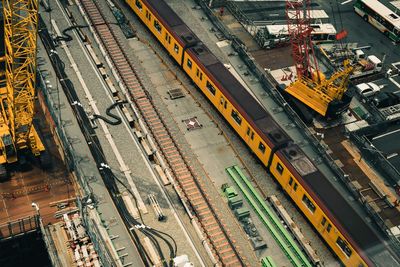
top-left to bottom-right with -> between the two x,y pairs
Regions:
371,126 -> 400,175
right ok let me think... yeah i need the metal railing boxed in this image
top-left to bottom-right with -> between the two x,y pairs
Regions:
37,68 -> 118,267
0,215 -> 39,241
349,128 -> 400,187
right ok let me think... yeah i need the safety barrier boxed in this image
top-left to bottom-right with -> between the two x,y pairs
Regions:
0,215 -> 39,240
226,165 -> 312,267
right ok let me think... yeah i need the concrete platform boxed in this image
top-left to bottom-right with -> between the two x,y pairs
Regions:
128,38 -> 288,266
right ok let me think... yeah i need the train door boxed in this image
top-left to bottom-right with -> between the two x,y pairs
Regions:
245,126 -> 254,144
218,96 -> 227,115
164,32 -> 171,52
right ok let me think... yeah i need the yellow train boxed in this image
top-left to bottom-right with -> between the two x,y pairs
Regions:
125,0 -> 399,266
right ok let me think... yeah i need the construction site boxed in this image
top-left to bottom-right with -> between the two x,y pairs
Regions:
0,0 -> 400,267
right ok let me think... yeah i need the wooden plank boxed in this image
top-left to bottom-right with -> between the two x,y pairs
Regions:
154,164 -> 170,186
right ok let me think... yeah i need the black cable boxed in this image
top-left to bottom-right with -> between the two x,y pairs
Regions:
39,16 -> 152,266
55,25 -> 88,42
39,15 -> 178,265
92,101 -> 128,125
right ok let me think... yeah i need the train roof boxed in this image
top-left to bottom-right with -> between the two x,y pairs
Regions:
280,144 -> 386,258
207,63 -> 266,120
305,171 -> 383,251
283,149 -> 398,265
305,169 -> 400,265
190,45 -> 219,66
205,61 -> 290,146
172,25 -> 200,47
146,0 -> 184,27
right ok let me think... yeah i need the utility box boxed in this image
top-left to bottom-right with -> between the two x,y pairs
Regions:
225,187 -> 238,199
228,196 -> 243,210
234,207 -> 250,221
221,183 -> 238,199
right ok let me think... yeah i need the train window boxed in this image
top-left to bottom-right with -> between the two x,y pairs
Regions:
321,217 -> 327,226
289,177 -> 293,186
293,182 -> 298,191
200,73 -> 203,81
327,223 -> 332,233
336,237 -> 352,258
276,163 -> 284,174
135,0 -> 143,11
231,110 -> 242,125
251,132 -> 254,140
224,101 -> 227,109
154,20 -> 162,33
187,59 -> 192,69
302,194 -> 316,213
246,127 -> 250,136
206,81 -> 216,96
258,142 -> 266,153
174,44 -> 179,54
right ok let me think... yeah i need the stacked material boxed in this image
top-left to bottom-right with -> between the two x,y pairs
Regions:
63,213 -> 101,267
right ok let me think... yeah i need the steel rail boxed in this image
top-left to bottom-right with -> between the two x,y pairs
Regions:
77,0 -> 245,265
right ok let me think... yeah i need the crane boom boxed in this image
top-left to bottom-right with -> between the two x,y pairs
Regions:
1,0 -> 44,166
286,0 -> 319,79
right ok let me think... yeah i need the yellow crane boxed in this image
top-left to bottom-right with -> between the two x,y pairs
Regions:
0,0 -> 45,176
285,60 -> 354,117
285,0 -> 354,118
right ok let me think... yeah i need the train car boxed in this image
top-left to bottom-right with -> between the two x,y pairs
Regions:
125,0 -> 399,266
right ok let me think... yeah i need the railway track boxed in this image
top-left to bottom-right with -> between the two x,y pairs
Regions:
76,0 -> 246,265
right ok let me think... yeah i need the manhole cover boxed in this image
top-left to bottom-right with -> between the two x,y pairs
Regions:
182,117 -> 202,131
168,88 -> 185,99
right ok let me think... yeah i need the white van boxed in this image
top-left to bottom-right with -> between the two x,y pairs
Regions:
356,82 -> 382,97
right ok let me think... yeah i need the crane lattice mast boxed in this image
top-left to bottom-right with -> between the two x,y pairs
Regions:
1,0 -> 44,166
286,0 -> 319,79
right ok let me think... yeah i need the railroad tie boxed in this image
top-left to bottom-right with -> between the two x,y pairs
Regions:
200,213 -> 214,221
171,162 -> 186,169
180,180 -> 194,187
184,182 -> 199,189
194,204 -> 208,211
207,225 -> 221,233
224,259 -> 240,266
203,220 -> 218,228
191,199 -> 205,207
190,195 -> 204,202
208,230 -> 223,238
177,173 -> 192,181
